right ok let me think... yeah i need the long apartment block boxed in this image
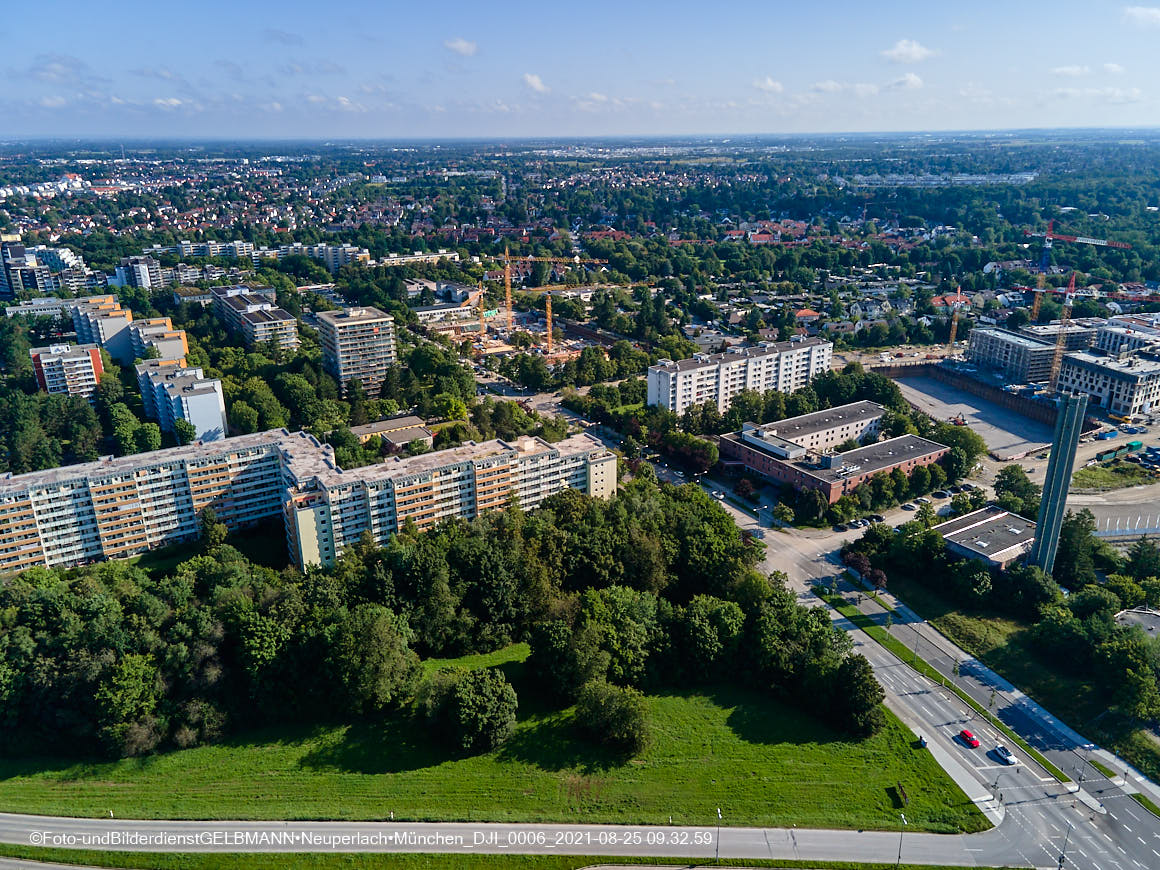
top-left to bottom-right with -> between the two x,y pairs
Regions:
0,430 -> 616,574
317,306 -> 397,395
646,337 -> 833,414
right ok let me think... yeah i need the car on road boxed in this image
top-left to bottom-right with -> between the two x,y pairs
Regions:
901,503 -> 916,510
993,744 -> 1017,765
931,490 -> 949,499
958,729 -> 981,748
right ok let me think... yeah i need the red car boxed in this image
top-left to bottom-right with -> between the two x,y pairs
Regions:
959,729 -> 981,748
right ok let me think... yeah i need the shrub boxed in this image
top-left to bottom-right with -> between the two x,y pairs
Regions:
575,680 -> 649,755
420,668 -> 518,753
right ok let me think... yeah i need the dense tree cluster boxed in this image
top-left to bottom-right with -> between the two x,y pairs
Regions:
0,475 -> 886,759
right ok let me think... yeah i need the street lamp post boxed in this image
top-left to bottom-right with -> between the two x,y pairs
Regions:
896,812 -> 907,869
1058,821 -> 1072,870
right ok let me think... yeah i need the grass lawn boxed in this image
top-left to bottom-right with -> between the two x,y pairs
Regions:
881,572 -> 1160,783
0,848 -> 1017,870
0,685 -> 984,834
1072,460 -> 1155,491
421,642 -> 530,675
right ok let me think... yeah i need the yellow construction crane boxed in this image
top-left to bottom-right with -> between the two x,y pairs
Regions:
1030,274 -> 1047,321
1048,272 -> 1077,390
500,249 -> 608,353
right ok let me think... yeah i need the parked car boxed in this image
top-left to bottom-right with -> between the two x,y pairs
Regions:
932,490 -> 949,499
958,729 -> 981,749
948,485 -> 963,494
916,497 -> 931,505
870,514 -> 886,523
993,744 -> 1017,765
960,482 -> 976,491
901,503 -> 916,511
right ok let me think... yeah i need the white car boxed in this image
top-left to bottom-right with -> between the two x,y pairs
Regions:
994,745 -> 1018,766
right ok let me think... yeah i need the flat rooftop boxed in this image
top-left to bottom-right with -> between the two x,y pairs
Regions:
933,505 -> 1037,560
971,326 -> 1053,350
801,434 -> 946,483
317,306 -> 393,326
651,337 -> 830,372
1062,350 -> 1160,378
30,343 -> 98,358
351,416 -> 429,437
1115,608 -> 1160,634
760,400 -> 884,443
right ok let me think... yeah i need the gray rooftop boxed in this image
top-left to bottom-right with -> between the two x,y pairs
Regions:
317,306 -> 393,327
1062,350 -> 1160,379
351,416 -> 429,437
760,400 -> 884,444
971,326 -> 1053,350
933,505 -> 1037,560
801,434 -> 947,483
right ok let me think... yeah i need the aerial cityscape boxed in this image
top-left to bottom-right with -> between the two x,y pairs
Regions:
5,4 -> 1160,870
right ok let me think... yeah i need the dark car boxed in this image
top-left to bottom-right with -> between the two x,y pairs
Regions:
948,485 -> 963,494
931,490 -> 949,499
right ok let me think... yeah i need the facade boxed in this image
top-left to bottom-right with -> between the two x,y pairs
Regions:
0,429 -> 615,574
30,344 -> 104,399
283,431 -> 616,568
69,296 -> 134,363
1095,317 -> 1160,355
317,306 -> 397,395
967,327 -> 1055,383
115,256 -> 163,289
647,337 -> 833,414
1030,393 -> 1087,576
1056,351 -> 1160,417
137,363 -> 227,442
719,429 -> 947,504
211,286 -> 300,350
5,297 -> 71,319
934,506 -> 1036,570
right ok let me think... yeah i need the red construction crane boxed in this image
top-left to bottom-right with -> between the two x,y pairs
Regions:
1024,220 -> 1130,272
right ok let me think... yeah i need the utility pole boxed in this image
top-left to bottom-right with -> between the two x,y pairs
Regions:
896,813 -> 907,869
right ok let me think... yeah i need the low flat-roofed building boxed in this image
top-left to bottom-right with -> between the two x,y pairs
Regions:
350,415 -> 434,449
719,430 -> 947,504
933,505 -> 1036,569
171,285 -> 214,307
750,400 -> 884,453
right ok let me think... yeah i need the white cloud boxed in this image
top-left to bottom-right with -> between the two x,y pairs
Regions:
444,37 -> 477,57
752,76 -> 783,93
888,72 -> 924,90
811,80 -> 844,93
882,39 -> 935,63
1051,65 -> 1090,76
853,83 -> 880,97
1105,62 -> 1126,74
39,95 -> 67,108
523,73 -> 549,94
153,97 -> 183,109
1055,86 -> 1144,103
1124,6 -> 1160,27
586,91 -> 609,102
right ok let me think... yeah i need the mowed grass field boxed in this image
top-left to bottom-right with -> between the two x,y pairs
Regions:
0,685 -> 984,833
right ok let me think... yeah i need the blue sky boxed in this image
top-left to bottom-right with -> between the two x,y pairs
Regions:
7,1 -> 1160,138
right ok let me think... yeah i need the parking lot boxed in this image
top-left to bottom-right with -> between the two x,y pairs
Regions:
895,376 -> 1055,460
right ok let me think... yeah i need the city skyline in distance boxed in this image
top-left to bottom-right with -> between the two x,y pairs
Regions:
6,1 -> 1160,139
